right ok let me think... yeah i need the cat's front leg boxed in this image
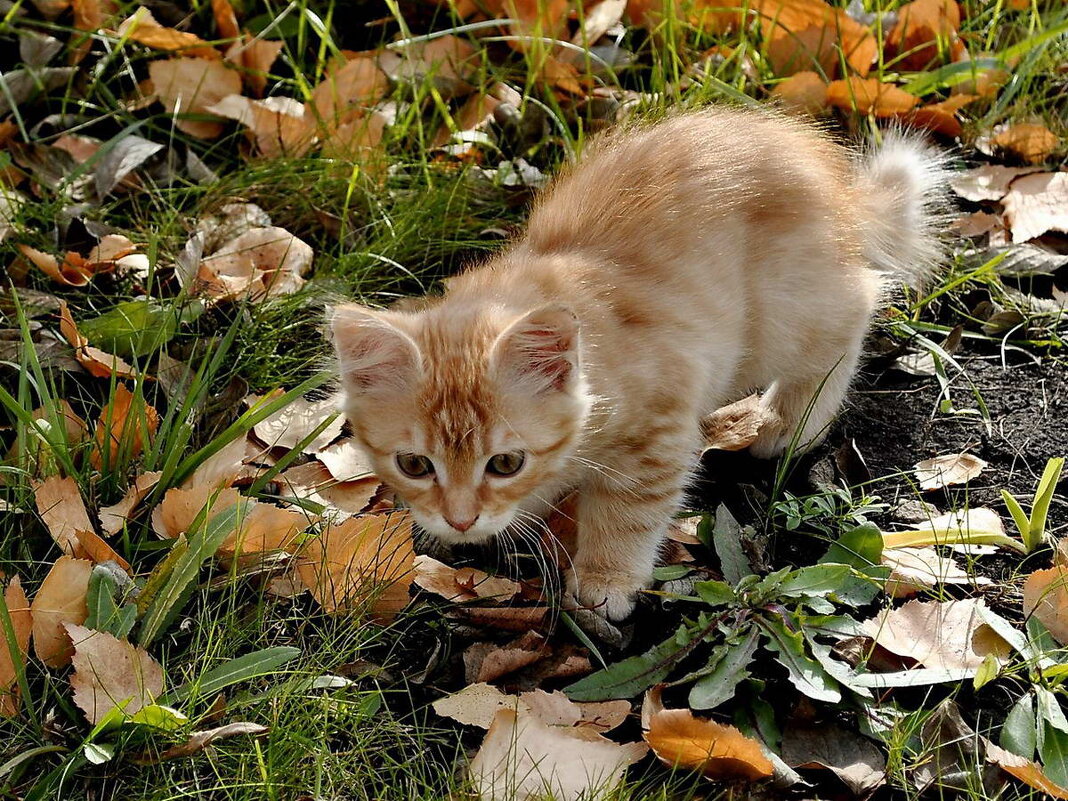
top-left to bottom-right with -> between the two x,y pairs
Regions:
567,456 -> 690,620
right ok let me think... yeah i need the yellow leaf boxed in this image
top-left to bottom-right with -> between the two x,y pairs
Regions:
644,707 -> 774,781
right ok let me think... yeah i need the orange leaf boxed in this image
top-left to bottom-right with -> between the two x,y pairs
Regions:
991,123 -> 1060,165
753,0 -> 876,76
18,244 -> 92,286
645,708 -> 774,781
0,577 -> 32,718
30,556 -> 91,668
149,58 -> 243,139
224,37 -> 284,96
72,528 -> 131,572
886,0 -> 962,71
503,0 -> 569,50
902,93 -> 976,137
91,384 -> 159,469
211,0 -> 240,40
116,7 -> 219,59
826,77 -> 918,116
987,742 -> 1068,799
1023,566 -> 1068,645
33,475 -> 92,555
771,71 -> 829,114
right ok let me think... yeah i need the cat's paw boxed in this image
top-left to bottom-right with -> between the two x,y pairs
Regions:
568,567 -> 642,621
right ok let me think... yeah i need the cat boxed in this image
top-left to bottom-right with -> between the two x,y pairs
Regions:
330,106 -> 947,620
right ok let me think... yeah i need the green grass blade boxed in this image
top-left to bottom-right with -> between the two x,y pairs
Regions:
1001,489 -> 1032,546
165,646 -> 302,704
1028,457 -> 1064,550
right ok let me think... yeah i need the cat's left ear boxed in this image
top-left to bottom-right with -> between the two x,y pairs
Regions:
330,304 -> 421,396
491,303 -> 579,393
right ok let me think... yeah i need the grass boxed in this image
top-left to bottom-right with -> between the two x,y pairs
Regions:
2,0 -> 1067,798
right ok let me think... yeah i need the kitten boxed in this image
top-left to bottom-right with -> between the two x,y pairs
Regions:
330,106 -> 946,620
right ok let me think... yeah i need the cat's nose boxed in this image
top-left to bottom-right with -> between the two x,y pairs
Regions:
445,514 -> 479,533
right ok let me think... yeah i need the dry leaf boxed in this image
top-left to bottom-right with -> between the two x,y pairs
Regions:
951,210 -> 1004,238
1001,171 -> 1068,243
275,461 -> 379,518
204,95 -> 315,158
30,556 -> 92,668
217,502 -> 311,558
992,123 -> 1060,164
198,227 -> 315,301
224,37 -> 284,96
986,741 -> 1068,799
98,471 -> 162,536
501,0 -> 569,51
755,0 -> 876,76
0,577 -> 32,717
58,301 -> 139,379
295,511 -> 415,622
914,453 -> 987,491
464,633 -> 548,683
701,394 -> 774,451
19,244 -> 92,286
117,7 -> 218,57
886,0 -> 962,71
861,597 -> 1009,671
310,55 -> 390,128
826,77 -> 919,116
771,71 -> 828,115
149,58 -> 243,139
882,546 -> 990,598
469,706 -> 647,801
157,721 -> 269,761
151,485 -> 242,539
211,0 -> 240,40
1022,566 -> 1068,645
67,624 -> 164,724
520,689 -> 630,738
949,165 -> 1041,202
182,435 -> 247,490
782,722 -> 886,794
573,0 -> 627,44
883,507 -> 1007,550
644,706 -> 773,781
73,529 -> 130,571
904,94 -> 977,137
414,555 -> 521,603
91,384 -> 159,469
33,475 -> 92,555
248,392 -> 342,453
315,438 -> 374,482
432,682 -> 520,728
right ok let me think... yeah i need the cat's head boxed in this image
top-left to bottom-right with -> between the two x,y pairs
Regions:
330,301 -> 590,543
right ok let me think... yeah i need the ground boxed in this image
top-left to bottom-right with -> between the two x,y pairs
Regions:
1,0 -> 1067,799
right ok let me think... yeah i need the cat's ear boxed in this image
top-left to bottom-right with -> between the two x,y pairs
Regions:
492,303 -> 579,393
330,304 -> 421,395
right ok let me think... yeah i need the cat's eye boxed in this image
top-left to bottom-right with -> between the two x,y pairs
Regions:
396,453 -> 434,478
486,451 -> 526,477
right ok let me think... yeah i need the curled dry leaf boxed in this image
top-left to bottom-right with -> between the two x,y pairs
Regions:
211,0 -> 240,40
67,624 -> 164,724
1001,171 -> 1068,243
948,164 -> 1041,203
644,705 -> 773,781
882,507 -> 1008,550
116,7 -> 218,58
316,438 -> 374,482
986,742 -> 1068,799
414,555 -> 521,603
197,227 -> 314,302
275,461 -> 379,518
464,632 -> 547,684
158,721 -> 270,761
18,244 -> 92,286
905,94 -> 977,138
469,706 -> 646,801
33,475 -> 92,555
91,384 -> 159,469
1022,566 -> 1068,646
0,576 -> 32,717
861,597 -> 1010,671
248,392 -> 342,453
99,471 -> 162,535
433,683 -> 521,729
294,511 -> 415,622
826,77 -> 918,116
701,394 -> 775,451
149,58 -> 243,140
991,123 -> 1060,165
225,37 -> 284,96
914,453 -> 987,491
771,71 -> 828,115
30,556 -> 92,668
58,301 -> 139,379
882,546 -> 990,598
73,528 -> 131,572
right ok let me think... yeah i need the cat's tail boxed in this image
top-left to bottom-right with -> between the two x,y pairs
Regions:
854,131 -> 950,288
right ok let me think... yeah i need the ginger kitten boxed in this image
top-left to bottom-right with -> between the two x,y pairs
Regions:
330,107 -> 946,620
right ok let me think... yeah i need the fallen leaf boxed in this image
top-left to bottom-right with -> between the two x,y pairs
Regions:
149,57 -> 243,139
433,682 -> 520,729
58,301 -> 139,379
573,0 -> 627,44
992,123 -> 1060,164
701,394 -> 774,451
464,633 -> 547,683
248,392 -> 342,453
182,435 -> 248,490
883,507 -> 1011,550
224,37 -> 284,96
91,384 -> 159,469
951,210 -> 1004,238
771,71 -> 828,115
315,438 -> 375,482
886,0 -> 962,71
501,0 -> 569,51
904,94 -> 977,137
1022,566 -> 1068,645
99,472 -> 162,535
294,511 -> 415,622
217,502 -> 311,558
0,577 -> 32,717
73,528 -> 131,572
782,722 -> 886,794
520,689 -> 630,738
948,164 -> 1040,202
882,546 -> 990,598
861,598 -> 1009,671
18,244 -> 92,286
211,0 -> 240,40
33,475 -> 92,554
450,605 -> 550,632
644,705 -> 773,781
826,77 -> 919,116
157,721 -> 270,761
310,54 -> 390,128
414,555 -> 521,603
204,94 -> 315,158
755,0 -> 876,76
986,741 -> 1068,799
1001,171 -> 1068,243
151,485 -> 243,539
67,624 -> 164,724
469,706 -> 646,801
275,461 -> 379,517
198,227 -> 315,301
914,453 -> 987,491
30,556 -> 92,668
116,7 -> 218,58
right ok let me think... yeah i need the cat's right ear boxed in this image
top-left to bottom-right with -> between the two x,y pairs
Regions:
330,305 -> 421,396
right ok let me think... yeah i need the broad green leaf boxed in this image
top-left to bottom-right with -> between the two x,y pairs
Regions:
652,565 -> 692,582
79,300 -> 178,358
821,523 -> 882,568
776,564 -> 852,600
688,627 -> 759,710
850,667 -> 975,687
1040,723 -> 1068,789
1028,457 -> 1064,551
973,653 -> 999,690
1001,693 -> 1037,760
759,617 -> 840,703
565,627 -> 689,702
806,636 -> 872,699
165,646 -> 301,703
712,503 -> 751,585
1002,489 -> 1031,544
128,704 -> 187,731
694,579 -> 736,606
82,743 -> 114,765
1037,687 -> 1068,734
85,564 -> 136,639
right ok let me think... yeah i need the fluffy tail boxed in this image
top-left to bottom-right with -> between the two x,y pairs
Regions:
854,132 -> 950,288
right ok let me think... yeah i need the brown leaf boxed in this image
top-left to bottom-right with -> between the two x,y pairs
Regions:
573,0 -> 627,44
782,722 -> 886,794
318,110 -> 388,164
149,58 -> 243,139
197,227 -> 315,301
771,71 -> 828,115
464,637 -> 546,684
755,0 -> 876,76
67,624 -> 164,724
310,55 -> 390,129
224,37 -> 284,96
91,384 -> 159,469
914,453 -> 987,491
0,577 -> 32,717
216,502 -> 311,558
950,210 -> 1004,239
73,529 -> 131,572
1001,171 -> 1068,243
886,0 -> 962,71
502,0 -> 569,50
18,244 -> 92,286
432,682 -> 521,728
30,556 -> 92,668
316,438 -> 375,482
58,301 -> 139,379
99,471 -> 162,535
247,392 -> 341,453
644,706 -> 773,781
211,0 -> 240,40
1022,566 -> 1068,645
275,461 -> 380,517
903,93 -> 977,137
204,95 -> 315,159
294,511 -> 415,622
949,165 -> 1042,202
157,721 -> 269,761
701,394 -> 774,451
991,123 -> 1060,164
826,77 -> 919,116
151,485 -> 243,539
33,475 -> 92,555
414,555 -> 521,603
986,741 -> 1068,799
116,7 -> 219,58
882,546 -> 990,598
